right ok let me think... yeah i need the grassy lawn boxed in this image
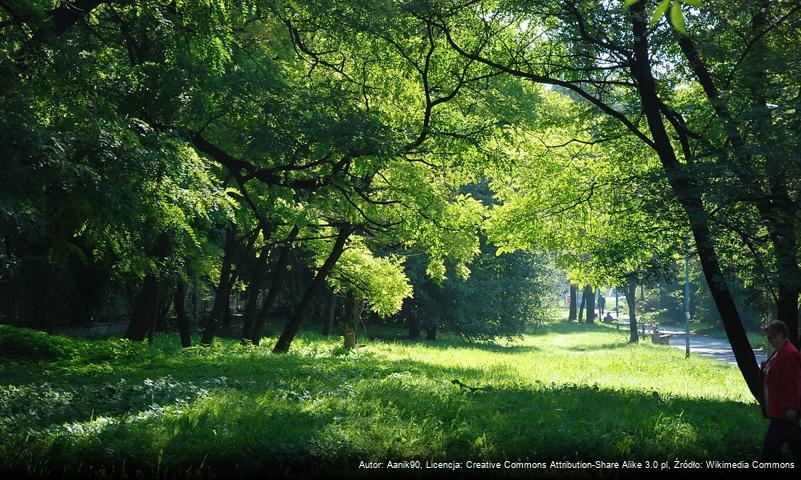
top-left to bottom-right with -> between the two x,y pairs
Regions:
0,322 -> 773,478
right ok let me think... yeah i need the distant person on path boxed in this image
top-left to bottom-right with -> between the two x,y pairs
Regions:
760,320 -> 801,461
598,294 -> 605,316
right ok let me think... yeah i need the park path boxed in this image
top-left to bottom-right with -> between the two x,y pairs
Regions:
657,326 -> 767,365
611,316 -> 767,365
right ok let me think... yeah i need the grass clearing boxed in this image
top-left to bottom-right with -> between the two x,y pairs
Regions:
0,322 -> 772,477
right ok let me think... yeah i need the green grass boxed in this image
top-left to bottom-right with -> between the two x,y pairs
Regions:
0,322 -> 774,478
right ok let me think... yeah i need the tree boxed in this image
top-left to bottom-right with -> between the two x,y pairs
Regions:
429,0 -> 800,400
482,86 -> 683,341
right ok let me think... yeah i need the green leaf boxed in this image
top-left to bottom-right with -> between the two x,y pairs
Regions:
623,0 -> 640,6
650,0 -> 671,27
670,1 -> 687,33
681,0 -> 703,6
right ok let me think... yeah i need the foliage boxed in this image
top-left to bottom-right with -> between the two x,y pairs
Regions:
0,325 -> 75,361
409,237 -> 561,341
327,235 -> 413,317
1,0 -> 527,338
484,90 -> 684,288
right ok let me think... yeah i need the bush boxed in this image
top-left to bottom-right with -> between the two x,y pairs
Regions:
0,325 -> 75,361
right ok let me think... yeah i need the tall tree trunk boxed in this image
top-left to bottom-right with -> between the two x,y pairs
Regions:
625,278 -> 639,344
222,269 -> 241,329
323,290 -> 337,336
154,282 -> 172,333
630,2 -> 761,400
678,0 -> 798,347
251,227 -> 299,346
584,286 -> 595,324
343,291 -> 361,351
568,284 -> 578,322
146,290 -> 162,345
577,288 -> 586,323
404,298 -> 420,339
241,248 -> 269,341
595,287 -> 602,317
770,220 -> 800,347
192,278 -> 199,327
125,274 -> 159,341
284,256 -> 307,316
222,293 -> 234,328
175,280 -> 192,348
425,324 -> 437,341
273,225 -> 352,353
201,227 -> 237,346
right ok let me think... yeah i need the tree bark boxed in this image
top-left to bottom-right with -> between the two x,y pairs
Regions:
241,245 -> 270,341
404,298 -> 420,339
674,1 -> 799,346
343,291 -> 361,351
222,292 -> 234,328
768,218 -> 800,347
124,273 -> 159,341
251,227 -> 299,346
201,226 -> 237,346
568,284 -> 578,322
577,288 -> 586,323
146,289 -> 162,345
425,324 -> 437,341
175,279 -> 192,347
625,279 -> 639,344
629,2 -> 761,400
584,286 -> 595,324
273,225 -> 352,353
323,290 -> 337,336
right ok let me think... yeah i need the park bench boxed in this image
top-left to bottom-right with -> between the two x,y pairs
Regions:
651,332 -> 671,345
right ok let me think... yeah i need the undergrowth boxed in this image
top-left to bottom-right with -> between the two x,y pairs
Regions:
0,323 -> 772,478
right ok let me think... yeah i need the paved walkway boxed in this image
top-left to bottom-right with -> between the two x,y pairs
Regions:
659,326 -> 767,365
611,318 -> 766,365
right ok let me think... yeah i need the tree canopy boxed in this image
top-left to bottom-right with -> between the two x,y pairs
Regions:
2,0 -> 800,403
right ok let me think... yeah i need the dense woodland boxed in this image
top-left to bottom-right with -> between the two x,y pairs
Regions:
2,0 -> 801,406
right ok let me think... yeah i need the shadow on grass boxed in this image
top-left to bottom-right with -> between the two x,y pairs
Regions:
0,328 -> 770,480
566,341 -> 632,352
386,337 -> 543,355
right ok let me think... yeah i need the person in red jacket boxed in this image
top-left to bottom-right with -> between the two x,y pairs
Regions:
760,320 -> 801,461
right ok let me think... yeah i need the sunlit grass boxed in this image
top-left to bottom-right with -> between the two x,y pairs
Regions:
0,322 -> 771,477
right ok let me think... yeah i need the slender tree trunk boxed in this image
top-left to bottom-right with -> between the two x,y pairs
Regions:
585,286 -> 595,324
154,283 -> 172,333
125,274 -> 159,341
147,289 -> 162,345
222,269 -> 241,329
201,227 -> 237,346
629,2 -> 761,400
323,291 -> 337,336
192,278 -> 199,327
568,284 -> 578,322
404,298 -> 420,339
222,293 -> 234,328
241,283 -> 262,342
770,220 -> 800,347
577,288 -> 586,323
625,279 -> 639,344
425,324 -> 437,341
273,225 -> 352,353
175,280 -> 192,347
241,262 -> 267,341
251,227 -> 299,346
284,258 -> 307,316
343,291 -> 362,351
